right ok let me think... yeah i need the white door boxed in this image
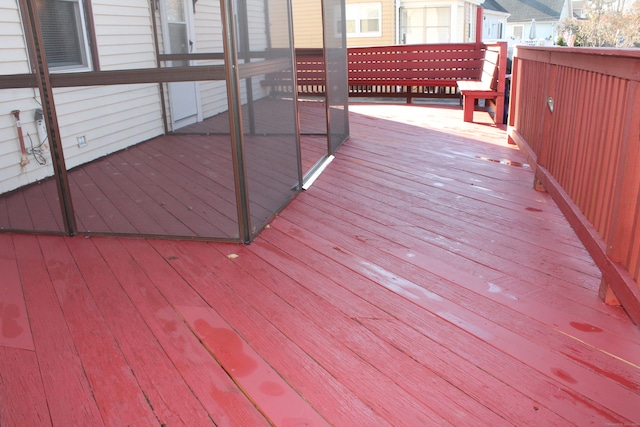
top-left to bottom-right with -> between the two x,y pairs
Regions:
161,0 -> 200,129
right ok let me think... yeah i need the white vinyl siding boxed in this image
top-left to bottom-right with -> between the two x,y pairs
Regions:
193,2 -> 228,120
246,0 -> 270,100
193,0 -> 270,121
92,1 -> 157,69
57,1 -> 163,168
52,84 -> 163,169
1,1 -> 31,74
246,0 -> 268,52
0,2 -> 49,192
0,88 -> 53,193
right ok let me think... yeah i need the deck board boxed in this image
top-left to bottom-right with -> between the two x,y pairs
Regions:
12,235 -> 105,426
0,347 -> 50,426
87,237 -> 268,426
64,236 -> 214,426
37,235 -> 160,426
1,101 -> 639,425
0,235 -> 33,351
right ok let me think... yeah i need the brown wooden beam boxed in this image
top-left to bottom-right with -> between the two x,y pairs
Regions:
0,74 -> 38,90
1,59 -> 291,90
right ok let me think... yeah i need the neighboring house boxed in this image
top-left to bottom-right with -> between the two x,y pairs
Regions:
292,0 -> 486,47
481,0 -> 510,41
292,0 -> 397,47
0,0 -> 275,194
399,0 -> 484,43
494,0 -> 571,43
346,0 -> 397,46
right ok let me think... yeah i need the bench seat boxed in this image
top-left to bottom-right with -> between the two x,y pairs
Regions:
456,81 -> 500,122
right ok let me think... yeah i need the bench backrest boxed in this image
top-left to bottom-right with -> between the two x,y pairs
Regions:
481,49 -> 499,90
347,43 -> 483,86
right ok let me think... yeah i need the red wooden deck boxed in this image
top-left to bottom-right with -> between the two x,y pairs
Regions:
1,102 -> 639,426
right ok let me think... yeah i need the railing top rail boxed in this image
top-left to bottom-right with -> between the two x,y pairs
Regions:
515,46 -> 640,81
516,46 -> 640,59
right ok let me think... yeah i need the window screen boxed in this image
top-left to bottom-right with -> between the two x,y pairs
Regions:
36,0 -> 89,70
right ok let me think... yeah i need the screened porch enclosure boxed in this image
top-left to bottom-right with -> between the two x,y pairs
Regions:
0,0 -> 349,242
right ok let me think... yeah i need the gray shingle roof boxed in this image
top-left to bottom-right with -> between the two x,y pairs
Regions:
493,0 -> 566,22
482,0 -> 510,14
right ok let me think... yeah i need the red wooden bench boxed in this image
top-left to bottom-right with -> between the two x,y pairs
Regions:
456,43 -> 506,124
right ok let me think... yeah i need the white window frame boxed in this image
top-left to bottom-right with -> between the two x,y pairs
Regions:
345,3 -> 382,38
38,0 -> 92,72
513,25 -> 524,39
401,6 -> 451,44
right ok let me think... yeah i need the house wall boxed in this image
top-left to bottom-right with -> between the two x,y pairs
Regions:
192,0 -> 229,121
292,0 -> 395,47
244,0 -> 272,102
0,1 -> 41,192
346,0 -> 396,46
507,21 -> 557,43
291,0 -> 324,47
57,0 -> 163,169
267,0 -> 292,48
459,4 -> 468,41
482,11 -> 509,40
400,0 -> 480,43
178,0 -> 271,127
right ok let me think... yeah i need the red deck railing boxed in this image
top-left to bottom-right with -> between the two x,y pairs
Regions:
508,47 -> 640,324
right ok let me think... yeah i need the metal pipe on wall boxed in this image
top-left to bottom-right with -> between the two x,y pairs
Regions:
11,110 -> 29,166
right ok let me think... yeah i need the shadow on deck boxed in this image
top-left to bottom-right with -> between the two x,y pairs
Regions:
1,102 -> 639,426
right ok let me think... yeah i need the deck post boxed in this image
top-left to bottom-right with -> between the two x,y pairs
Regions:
18,0 -> 77,235
475,7 -> 483,48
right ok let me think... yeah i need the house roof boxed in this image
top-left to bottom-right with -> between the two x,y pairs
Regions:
482,0 -> 509,14
494,0 -> 566,22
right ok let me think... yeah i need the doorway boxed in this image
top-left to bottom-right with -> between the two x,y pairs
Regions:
160,0 -> 201,129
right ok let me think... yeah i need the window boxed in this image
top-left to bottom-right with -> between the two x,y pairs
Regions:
346,3 -> 381,37
36,0 -> 92,71
513,25 -> 524,39
401,7 -> 450,44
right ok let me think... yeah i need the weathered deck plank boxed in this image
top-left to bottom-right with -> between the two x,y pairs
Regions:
12,235 -> 105,426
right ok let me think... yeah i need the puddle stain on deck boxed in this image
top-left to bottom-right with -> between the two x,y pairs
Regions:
1,303 -> 24,339
570,322 -> 604,333
487,282 -> 519,301
0,256 -> 36,351
177,306 -> 331,426
193,320 -> 258,378
359,260 -> 444,303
